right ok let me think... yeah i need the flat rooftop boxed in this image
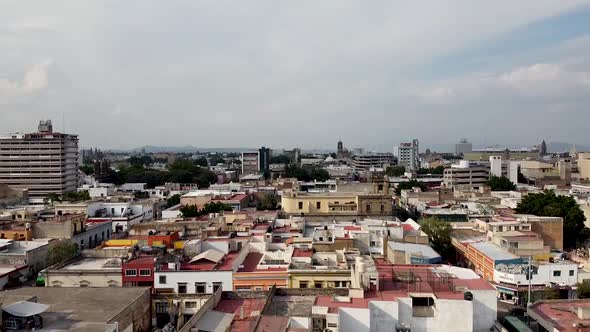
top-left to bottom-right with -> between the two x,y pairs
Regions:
0,287 -> 150,332
388,241 -> 441,259
60,257 -> 122,271
470,242 -> 521,261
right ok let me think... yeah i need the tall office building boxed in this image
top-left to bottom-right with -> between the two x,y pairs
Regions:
258,146 -> 271,173
455,138 -> 473,156
397,139 -> 419,170
0,120 -> 79,203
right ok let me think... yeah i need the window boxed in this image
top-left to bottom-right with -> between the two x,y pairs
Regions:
316,202 -> 321,209
178,283 -> 187,294
381,204 -> 385,213
315,282 -> 323,289
159,275 -> 167,284
553,271 -> 561,277
155,302 -> 169,314
319,237 -> 323,241
298,202 -> 303,209
412,296 -> 435,317
299,281 -> 308,288
213,282 -> 222,292
185,301 -> 197,309
125,269 -> 137,276
570,270 -> 575,276
378,184 -> 384,191
366,204 -> 371,212
195,282 -> 206,294
139,269 -> 151,276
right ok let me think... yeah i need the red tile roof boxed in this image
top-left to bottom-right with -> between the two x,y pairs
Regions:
344,226 -> 362,231
530,300 -> 590,332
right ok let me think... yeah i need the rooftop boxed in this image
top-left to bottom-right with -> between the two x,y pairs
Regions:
387,241 -> 441,259
470,242 -> 521,261
0,287 -> 150,332
529,299 -> 590,332
59,257 -> 122,271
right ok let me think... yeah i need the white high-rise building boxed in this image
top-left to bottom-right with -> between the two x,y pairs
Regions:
455,138 -> 472,156
397,139 -> 419,170
0,120 -> 79,203
489,156 -> 502,177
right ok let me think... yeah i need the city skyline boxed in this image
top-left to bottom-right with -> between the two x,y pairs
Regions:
1,1 -> 590,150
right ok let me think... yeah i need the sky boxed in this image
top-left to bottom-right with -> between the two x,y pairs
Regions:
1,1 -> 590,152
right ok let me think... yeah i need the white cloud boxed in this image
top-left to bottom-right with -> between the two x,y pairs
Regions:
419,62 -> 590,104
0,59 -> 52,102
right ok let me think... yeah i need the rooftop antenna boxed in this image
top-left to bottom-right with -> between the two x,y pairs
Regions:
62,112 -> 65,133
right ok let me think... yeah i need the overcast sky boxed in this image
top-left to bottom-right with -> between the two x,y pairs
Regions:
1,1 -> 590,152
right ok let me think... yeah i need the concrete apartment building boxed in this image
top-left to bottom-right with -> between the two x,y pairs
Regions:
579,152 -> 590,180
463,147 -> 540,161
397,139 -> 419,170
0,120 -> 78,203
443,160 -> 490,190
241,151 -> 260,175
352,153 -> 396,172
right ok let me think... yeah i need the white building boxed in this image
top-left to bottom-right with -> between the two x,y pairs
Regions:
87,202 -> 153,233
489,156 -> 502,178
494,260 -> 578,287
320,264 -> 497,332
78,183 -> 115,198
398,139 -> 419,171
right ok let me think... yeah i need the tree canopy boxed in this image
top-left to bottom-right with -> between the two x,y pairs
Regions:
270,155 -> 290,164
420,218 -> 454,260
395,179 -> 427,195
115,159 -> 216,189
385,166 -> 405,177
46,240 -> 79,266
167,194 -> 181,208
578,282 -> 590,299
487,175 -> 517,191
515,190 -> 589,249
180,202 -> 233,218
44,191 -> 90,204
79,164 -> 95,175
256,194 -> 279,211
285,165 -> 330,182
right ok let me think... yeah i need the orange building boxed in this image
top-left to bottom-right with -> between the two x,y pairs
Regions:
0,228 -> 33,241
233,252 -> 289,291
454,240 -> 522,281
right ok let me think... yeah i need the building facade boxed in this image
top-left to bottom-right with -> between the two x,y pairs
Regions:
241,151 -> 260,175
398,139 -> 419,170
0,120 -> 79,203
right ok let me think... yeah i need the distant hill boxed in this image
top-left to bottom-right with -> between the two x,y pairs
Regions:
131,146 -> 256,153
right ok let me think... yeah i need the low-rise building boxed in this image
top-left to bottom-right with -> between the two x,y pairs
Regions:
43,255 -> 123,288
528,299 -> 590,332
386,241 -> 442,264
0,238 -> 52,277
0,286 -> 151,331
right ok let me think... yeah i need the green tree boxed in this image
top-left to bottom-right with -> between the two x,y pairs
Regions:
310,168 -> 330,181
62,191 -> 90,202
515,190 -> 588,248
46,240 -> 79,266
257,194 -> 279,211
167,194 -> 181,207
79,164 -> 95,175
43,193 -> 61,205
386,166 -> 406,177
270,155 -> 290,164
194,157 -> 208,167
420,218 -> 453,260
487,176 -> 517,191
577,282 -> 590,299
395,179 -> 427,195
201,201 -> 233,214
180,205 -> 200,218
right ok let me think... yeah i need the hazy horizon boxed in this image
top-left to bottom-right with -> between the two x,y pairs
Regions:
2,1 -> 590,151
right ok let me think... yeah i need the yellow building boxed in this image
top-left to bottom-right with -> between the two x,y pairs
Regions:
288,269 -> 351,289
281,182 -> 392,216
579,153 -> 590,181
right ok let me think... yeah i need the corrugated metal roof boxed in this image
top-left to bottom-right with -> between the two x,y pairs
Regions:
189,249 -> 225,264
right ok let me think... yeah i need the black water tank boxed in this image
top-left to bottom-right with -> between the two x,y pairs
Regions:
464,291 -> 473,301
